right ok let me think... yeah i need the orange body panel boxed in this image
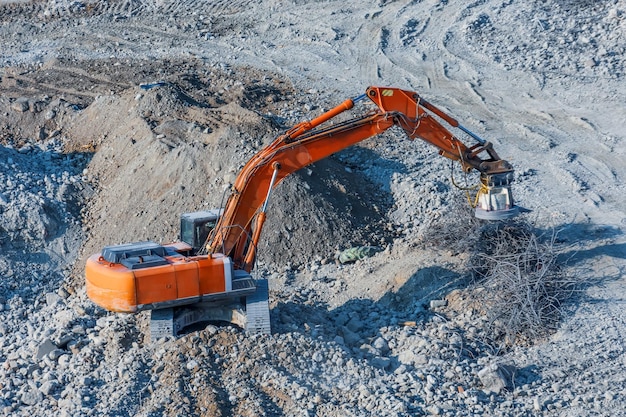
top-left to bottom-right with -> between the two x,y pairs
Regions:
196,257 -> 228,295
85,251 -> 229,313
85,254 -> 138,312
133,264 -> 178,306
173,260 -> 200,299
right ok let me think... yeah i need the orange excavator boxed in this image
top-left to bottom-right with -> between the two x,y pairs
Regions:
85,86 -> 519,338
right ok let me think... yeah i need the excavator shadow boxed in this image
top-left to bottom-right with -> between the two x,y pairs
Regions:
270,220 -> 625,375
260,149 -> 405,269
554,222 -> 625,265
271,264 -> 470,369
550,221 -> 625,310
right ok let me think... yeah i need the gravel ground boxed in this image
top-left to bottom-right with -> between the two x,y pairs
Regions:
0,1 -> 625,416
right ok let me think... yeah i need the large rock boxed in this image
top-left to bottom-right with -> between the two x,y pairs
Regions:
36,339 -> 58,360
40,380 -> 60,396
477,363 -> 516,394
11,98 -> 30,113
397,350 -> 428,366
21,389 -> 43,406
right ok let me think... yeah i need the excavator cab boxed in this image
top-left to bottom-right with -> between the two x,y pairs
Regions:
180,209 -> 222,253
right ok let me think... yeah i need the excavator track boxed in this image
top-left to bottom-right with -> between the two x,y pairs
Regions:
149,279 -> 270,340
245,279 -> 271,335
149,308 -> 175,340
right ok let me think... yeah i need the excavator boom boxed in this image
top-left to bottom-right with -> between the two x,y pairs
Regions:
208,86 -> 518,271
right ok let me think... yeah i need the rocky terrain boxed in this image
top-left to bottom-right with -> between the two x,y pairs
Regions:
0,0 -> 625,416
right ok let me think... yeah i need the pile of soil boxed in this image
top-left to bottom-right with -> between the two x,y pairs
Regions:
2,57 -> 397,280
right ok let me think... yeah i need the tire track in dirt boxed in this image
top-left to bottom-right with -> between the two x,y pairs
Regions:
348,0 -> 490,106
429,1 -> 626,228
156,0 -> 262,15
7,66 -> 133,100
87,23 -> 200,55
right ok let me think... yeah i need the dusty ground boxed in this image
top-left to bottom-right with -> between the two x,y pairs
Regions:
0,0 -> 625,416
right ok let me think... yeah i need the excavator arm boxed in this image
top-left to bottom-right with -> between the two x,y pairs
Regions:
208,86 -> 518,271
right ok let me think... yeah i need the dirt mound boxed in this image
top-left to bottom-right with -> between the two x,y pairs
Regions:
66,70 -> 394,278
0,56 -> 396,282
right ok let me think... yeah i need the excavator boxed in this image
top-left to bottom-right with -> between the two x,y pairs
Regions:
85,86 -> 519,339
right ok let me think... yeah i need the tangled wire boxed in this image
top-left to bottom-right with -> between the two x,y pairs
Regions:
469,222 -> 578,346
422,201 -> 580,347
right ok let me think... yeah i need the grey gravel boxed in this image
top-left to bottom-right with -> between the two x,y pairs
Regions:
0,1 -> 625,417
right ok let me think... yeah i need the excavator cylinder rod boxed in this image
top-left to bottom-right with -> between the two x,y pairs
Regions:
287,97 -> 355,140
352,93 -> 368,104
419,97 -> 486,145
457,124 -> 486,145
